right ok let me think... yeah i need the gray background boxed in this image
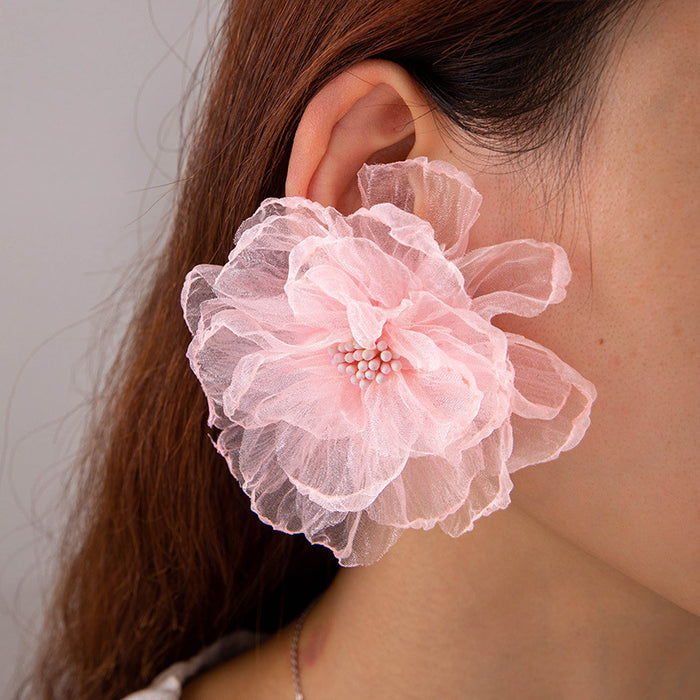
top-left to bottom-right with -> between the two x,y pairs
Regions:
0,2 -> 220,693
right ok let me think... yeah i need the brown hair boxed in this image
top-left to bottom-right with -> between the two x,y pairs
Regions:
31,1 -> 636,697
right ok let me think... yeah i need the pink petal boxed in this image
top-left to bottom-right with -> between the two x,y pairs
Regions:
288,234 -> 417,310
507,333 -> 572,420
346,301 -> 386,349
362,370 -> 481,458
203,306 -> 329,354
215,200 -> 340,326
351,204 -> 441,259
400,369 -> 482,435
384,293 -> 514,452
221,425 -> 402,565
438,425 -> 514,537
458,240 -> 571,320
187,306 -> 333,430
186,321 -> 261,430
506,334 -> 597,472
274,423 -> 408,512
224,352 -> 365,438
181,264 -> 222,334
213,237 -> 294,327
366,454 -> 476,528
349,206 -> 469,306
358,157 -> 482,259
426,324 -> 514,447
232,196 -> 332,251
331,512 -> 402,567
285,268 -> 352,336
393,291 -> 508,367
385,327 -> 444,372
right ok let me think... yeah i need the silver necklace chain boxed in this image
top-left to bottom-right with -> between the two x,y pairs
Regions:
290,602 -> 315,700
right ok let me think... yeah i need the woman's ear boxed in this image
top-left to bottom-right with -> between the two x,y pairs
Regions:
285,60 -> 445,214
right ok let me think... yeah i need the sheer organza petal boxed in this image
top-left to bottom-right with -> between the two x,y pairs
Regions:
350,205 -> 469,306
181,264 -> 221,334
286,234 -> 416,316
438,425 -> 514,537
215,200 -> 342,326
358,156 -> 482,259
188,305 -> 335,430
506,334 -> 596,472
389,294 -> 514,449
221,425 -> 401,565
285,270 -> 354,338
186,320 -> 261,430
428,325 -> 514,439
458,239 -> 572,320
507,333 -> 573,420
202,306 -> 329,356
367,454 -> 475,528
241,423 -> 403,566
273,423 -> 408,512
181,157 -> 596,567
347,205 -> 439,260
362,371 -> 480,458
213,234 -> 294,326
329,512 -> 403,567
346,301 -> 388,350
232,196 -> 333,251
393,291 -> 508,367
224,352 -> 365,438
398,370 -> 482,440
384,327 -> 445,372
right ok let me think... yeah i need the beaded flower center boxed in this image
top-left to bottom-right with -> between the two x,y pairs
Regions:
330,339 -> 403,389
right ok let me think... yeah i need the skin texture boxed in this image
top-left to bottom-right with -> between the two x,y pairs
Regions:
184,0 -> 699,697
501,0 -> 700,617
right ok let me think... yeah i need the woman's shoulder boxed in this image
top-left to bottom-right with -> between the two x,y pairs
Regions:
119,629 -> 280,700
181,625 -> 295,700
120,626 -> 295,700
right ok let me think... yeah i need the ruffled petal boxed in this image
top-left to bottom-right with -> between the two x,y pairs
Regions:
383,291 -> 514,453
385,327 -> 444,372
220,424 -> 402,566
274,423 -> 408,512
203,306 -> 329,355
232,196 -> 334,251
458,239 -> 571,320
224,352 -> 365,438
214,199 -> 340,327
187,304 -> 336,428
346,301 -> 387,349
286,234 -> 416,315
362,370 -> 481,458
352,205 -> 470,306
426,327 -> 513,451
366,453 -> 475,529
508,333 -> 572,420
330,512 -> 402,567
181,264 -> 221,334
358,157 -> 482,259
393,291 -> 508,367
438,424 -> 514,537
348,202 -> 439,259
182,159 -> 597,567
186,317 -> 261,430
506,334 -> 597,472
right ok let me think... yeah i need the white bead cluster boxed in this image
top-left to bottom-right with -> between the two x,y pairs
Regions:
329,339 -> 403,389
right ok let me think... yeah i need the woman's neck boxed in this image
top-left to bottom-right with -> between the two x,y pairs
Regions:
298,505 -> 700,698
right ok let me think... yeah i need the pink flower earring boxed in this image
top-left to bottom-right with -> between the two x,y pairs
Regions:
181,157 -> 596,566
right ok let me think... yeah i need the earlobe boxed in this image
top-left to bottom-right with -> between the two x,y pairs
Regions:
285,60 -> 443,214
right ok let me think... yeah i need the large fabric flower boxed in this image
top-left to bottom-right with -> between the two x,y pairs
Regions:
182,157 -> 596,566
